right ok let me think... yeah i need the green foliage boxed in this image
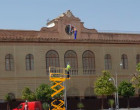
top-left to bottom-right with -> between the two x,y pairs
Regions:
35,83 -> 62,102
42,102 -> 50,110
36,84 -> 52,102
136,63 -> 140,72
4,94 -> 12,102
5,93 -> 12,110
77,102 -> 84,109
94,71 -> 116,96
21,82 -> 63,103
108,99 -> 114,108
131,63 -> 140,88
22,87 -> 36,101
118,81 -> 135,97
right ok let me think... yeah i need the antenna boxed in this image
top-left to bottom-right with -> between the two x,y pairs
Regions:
47,18 -> 50,25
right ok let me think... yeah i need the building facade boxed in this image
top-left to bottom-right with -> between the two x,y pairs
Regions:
0,10 -> 140,99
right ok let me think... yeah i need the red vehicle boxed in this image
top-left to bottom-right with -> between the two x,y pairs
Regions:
13,101 -> 43,110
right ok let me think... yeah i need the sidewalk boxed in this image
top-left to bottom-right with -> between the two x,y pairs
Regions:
103,108 -> 140,110
119,108 -> 140,110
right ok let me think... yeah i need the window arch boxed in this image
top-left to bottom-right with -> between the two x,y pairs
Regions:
46,50 -> 60,74
104,54 -> 112,70
26,54 -> 34,70
121,54 -> 128,69
82,50 -> 95,74
5,54 -> 14,71
136,54 -> 140,64
64,50 -> 78,75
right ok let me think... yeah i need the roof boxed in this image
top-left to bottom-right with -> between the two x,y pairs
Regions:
0,29 -> 38,40
0,11 -> 140,44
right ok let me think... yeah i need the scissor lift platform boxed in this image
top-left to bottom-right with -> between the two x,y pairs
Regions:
49,67 -> 69,110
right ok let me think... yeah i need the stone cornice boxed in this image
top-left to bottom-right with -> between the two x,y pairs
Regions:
0,29 -> 140,44
0,38 -> 140,44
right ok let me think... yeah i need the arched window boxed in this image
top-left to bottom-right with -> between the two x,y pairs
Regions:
121,54 -> 128,69
104,54 -> 112,70
5,54 -> 14,71
64,50 -> 78,75
46,50 -> 60,74
26,54 -> 34,70
82,50 -> 95,75
136,54 -> 140,64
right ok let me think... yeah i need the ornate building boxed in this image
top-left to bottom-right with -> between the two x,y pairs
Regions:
0,10 -> 140,99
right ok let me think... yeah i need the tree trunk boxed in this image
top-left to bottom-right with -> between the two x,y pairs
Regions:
7,102 -> 9,110
101,95 -> 104,110
127,96 -> 130,109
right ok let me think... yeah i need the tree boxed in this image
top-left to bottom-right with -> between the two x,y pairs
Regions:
35,83 -> 53,102
4,94 -> 12,110
35,83 -> 63,103
108,99 -> 114,109
118,81 -> 135,109
77,102 -> 84,110
22,87 -> 36,101
131,63 -> 140,88
94,71 -> 116,110
42,102 -> 50,110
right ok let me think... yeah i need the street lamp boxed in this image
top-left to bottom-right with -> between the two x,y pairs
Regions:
115,62 -> 123,110
109,63 -> 123,110
109,62 -> 122,110
109,77 -> 117,110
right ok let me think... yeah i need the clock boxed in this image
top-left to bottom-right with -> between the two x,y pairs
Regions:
65,24 -> 77,39
65,24 -> 74,35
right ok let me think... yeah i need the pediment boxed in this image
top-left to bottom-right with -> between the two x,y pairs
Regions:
39,10 -> 98,40
47,10 -> 81,25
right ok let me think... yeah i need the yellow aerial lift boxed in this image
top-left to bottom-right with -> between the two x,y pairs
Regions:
49,65 -> 70,110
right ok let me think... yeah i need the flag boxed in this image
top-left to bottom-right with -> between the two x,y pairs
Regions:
74,28 -> 77,39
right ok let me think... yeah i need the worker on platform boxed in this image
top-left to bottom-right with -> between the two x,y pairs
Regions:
66,63 -> 71,79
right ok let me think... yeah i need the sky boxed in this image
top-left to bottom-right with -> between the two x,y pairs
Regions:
0,0 -> 140,33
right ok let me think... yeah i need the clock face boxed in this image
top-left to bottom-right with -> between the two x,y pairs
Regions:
65,24 -> 77,39
65,25 -> 74,35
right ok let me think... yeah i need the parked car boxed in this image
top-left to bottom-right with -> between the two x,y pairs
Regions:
12,101 -> 42,110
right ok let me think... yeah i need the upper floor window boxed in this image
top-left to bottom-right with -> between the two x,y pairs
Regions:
26,54 -> 34,70
136,54 -> 140,64
104,54 -> 112,70
121,54 -> 128,69
82,50 -> 95,75
5,54 -> 14,71
64,50 -> 78,75
46,50 -> 60,74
